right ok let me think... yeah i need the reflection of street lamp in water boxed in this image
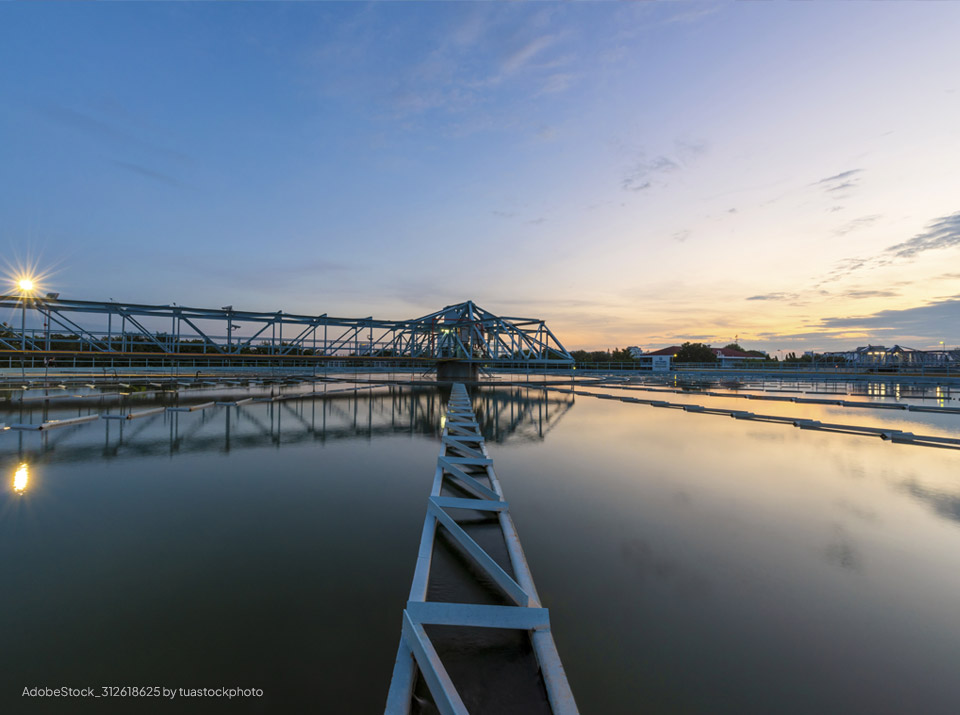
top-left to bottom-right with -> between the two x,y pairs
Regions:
13,463 -> 28,493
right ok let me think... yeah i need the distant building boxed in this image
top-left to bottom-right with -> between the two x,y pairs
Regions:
822,345 -> 959,367
623,346 -> 669,370
645,345 -> 766,367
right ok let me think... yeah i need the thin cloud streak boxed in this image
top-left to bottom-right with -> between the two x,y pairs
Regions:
112,161 -> 180,187
820,210 -> 960,284
34,101 -> 189,161
816,169 -> 862,185
886,212 -> 960,258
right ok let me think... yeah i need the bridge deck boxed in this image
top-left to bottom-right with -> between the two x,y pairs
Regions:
384,383 -> 578,715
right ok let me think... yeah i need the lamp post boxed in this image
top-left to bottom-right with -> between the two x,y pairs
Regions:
18,278 -> 34,351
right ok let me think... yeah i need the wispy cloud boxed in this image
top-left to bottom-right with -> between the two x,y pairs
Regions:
535,124 -> 558,141
820,210 -> 960,285
112,160 -> 180,187
816,297 -> 960,338
746,292 -> 799,301
622,155 -> 679,192
157,255 -> 351,283
885,211 -> 960,258
813,168 -> 862,198
840,289 -> 899,299
311,7 -> 577,129
501,34 -> 559,76
537,72 -> 578,96
826,181 -> 856,193
661,3 -> 724,26
34,101 -> 188,161
675,139 -> 708,163
832,214 -> 881,237
621,139 -> 707,193
816,169 -> 862,186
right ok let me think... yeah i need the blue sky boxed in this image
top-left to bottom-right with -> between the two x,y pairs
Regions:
2,2 -> 959,353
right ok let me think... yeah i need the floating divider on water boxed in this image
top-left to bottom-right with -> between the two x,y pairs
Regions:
15,392 -> 125,404
102,408 -> 167,421
215,397 -> 254,406
589,382 -> 956,414
529,385 -> 960,450
385,383 -> 578,715
905,404 -> 960,414
125,407 -> 166,420
10,415 -> 101,431
167,402 -> 216,412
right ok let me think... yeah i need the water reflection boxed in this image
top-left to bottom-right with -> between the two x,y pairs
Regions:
823,525 -> 863,572
612,374 -> 955,402
12,463 -> 28,493
1,380 -> 959,714
472,386 -> 574,443
1,387 -> 575,467
900,480 -> 960,522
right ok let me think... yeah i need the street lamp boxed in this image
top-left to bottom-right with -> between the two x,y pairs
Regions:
18,277 -> 35,351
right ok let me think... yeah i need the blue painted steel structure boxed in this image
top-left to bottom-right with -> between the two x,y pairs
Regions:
0,296 -> 572,365
384,383 -> 578,715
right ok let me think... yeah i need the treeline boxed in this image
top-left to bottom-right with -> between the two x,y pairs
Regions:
572,342 -> 772,364
569,347 -> 638,363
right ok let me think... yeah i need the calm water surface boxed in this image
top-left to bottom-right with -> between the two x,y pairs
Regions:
2,381 -> 959,714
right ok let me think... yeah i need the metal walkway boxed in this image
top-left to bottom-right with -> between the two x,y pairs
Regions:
384,383 -> 577,715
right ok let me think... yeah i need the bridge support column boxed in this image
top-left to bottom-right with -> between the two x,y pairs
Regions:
436,360 -> 478,382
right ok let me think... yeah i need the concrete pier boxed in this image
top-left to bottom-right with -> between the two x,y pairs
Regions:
436,360 -> 478,382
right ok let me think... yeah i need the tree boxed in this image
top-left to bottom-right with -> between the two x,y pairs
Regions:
673,342 -> 717,363
571,349 -> 615,364
723,342 -> 744,352
610,347 -> 638,363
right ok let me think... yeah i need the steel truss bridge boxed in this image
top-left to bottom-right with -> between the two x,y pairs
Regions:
0,296 -> 571,366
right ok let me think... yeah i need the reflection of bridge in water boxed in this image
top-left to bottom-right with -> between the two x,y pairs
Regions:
472,386 -> 574,443
4,386 -> 576,465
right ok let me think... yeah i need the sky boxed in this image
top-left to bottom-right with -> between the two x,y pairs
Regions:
1,1 -> 959,354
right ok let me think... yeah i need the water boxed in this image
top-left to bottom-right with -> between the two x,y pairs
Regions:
2,380 -> 959,713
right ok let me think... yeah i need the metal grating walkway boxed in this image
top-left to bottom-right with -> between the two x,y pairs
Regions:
384,383 -> 578,715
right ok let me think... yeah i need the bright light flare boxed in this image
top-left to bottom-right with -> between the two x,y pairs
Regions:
3,253 -> 58,298
13,463 -> 28,493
